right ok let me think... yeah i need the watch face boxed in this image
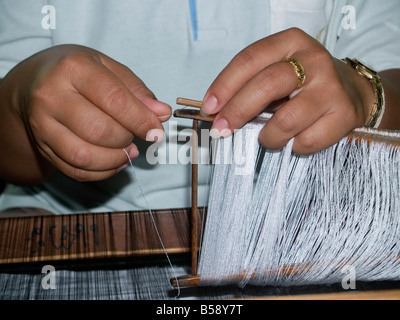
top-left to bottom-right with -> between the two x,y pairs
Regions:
354,59 -> 376,75
345,58 -> 377,80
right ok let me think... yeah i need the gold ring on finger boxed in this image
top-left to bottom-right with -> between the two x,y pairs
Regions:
284,57 -> 306,89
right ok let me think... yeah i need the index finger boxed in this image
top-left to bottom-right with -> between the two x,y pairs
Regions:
202,28 -> 319,116
69,54 -> 163,141
210,60 -> 301,137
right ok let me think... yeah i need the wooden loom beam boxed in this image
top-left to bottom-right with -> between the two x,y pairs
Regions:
0,208 -> 193,268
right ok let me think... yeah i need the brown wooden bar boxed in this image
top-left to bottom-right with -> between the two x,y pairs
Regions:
0,208 -> 194,266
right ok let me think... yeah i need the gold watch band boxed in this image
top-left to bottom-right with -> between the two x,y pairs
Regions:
342,58 -> 385,128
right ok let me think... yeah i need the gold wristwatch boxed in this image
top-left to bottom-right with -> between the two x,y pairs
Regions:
342,58 -> 385,128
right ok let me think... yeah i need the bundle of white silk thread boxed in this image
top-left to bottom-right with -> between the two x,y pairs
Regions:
198,115 -> 400,287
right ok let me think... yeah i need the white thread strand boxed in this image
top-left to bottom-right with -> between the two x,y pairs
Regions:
198,120 -> 400,287
122,148 -> 180,297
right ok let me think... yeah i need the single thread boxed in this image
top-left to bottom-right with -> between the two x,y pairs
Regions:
123,148 -> 181,298
198,140 -> 216,253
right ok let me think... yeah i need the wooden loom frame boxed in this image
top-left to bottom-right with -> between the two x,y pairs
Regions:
1,97 -> 400,299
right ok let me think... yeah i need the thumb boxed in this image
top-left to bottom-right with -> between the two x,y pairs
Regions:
138,95 -> 172,123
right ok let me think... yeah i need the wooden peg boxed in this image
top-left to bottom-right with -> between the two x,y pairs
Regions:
173,109 -> 215,123
176,97 -> 203,108
191,119 -> 199,276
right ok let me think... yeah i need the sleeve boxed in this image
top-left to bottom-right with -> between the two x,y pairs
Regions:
0,0 -> 53,78
326,0 -> 400,71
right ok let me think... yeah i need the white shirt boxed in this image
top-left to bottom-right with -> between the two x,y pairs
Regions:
0,0 -> 399,214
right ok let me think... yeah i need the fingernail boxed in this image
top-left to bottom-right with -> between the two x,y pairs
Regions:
157,105 -> 172,121
210,117 -> 231,138
128,144 -> 139,159
157,114 -> 171,120
200,109 -> 209,117
146,128 -> 165,142
202,95 -> 218,116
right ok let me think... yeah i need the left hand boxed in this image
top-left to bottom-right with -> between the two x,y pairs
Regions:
201,28 -> 375,155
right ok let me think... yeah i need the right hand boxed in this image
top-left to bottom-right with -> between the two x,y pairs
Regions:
8,44 -> 171,182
